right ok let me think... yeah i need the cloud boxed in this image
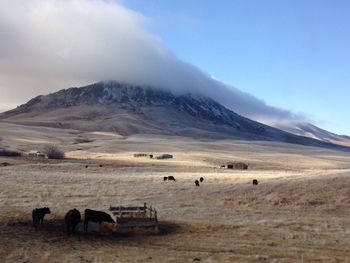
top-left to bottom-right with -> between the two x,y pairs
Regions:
0,0 -> 305,125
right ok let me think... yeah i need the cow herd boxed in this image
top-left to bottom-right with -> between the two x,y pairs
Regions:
32,207 -> 115,235
163,176 -> 258,187
31,177 -> 259,235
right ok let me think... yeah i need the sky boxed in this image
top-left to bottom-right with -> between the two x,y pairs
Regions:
122,0 -> 350,135
0,0 -> 349,135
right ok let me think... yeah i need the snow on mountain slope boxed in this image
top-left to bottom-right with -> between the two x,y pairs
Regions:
275,122 -> 350,147
0,81 -> 348,150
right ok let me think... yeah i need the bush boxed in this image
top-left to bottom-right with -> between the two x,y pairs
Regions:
0,149 -> 22,157
43,144 -> 65,159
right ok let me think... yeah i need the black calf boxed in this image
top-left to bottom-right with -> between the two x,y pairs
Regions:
32,207 -> 51,227
65,208 -> 81,235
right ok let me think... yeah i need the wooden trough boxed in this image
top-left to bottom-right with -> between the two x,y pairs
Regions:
109,203 -> 159,234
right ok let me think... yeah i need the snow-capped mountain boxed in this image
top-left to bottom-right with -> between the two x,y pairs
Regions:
0,81 -> 348,149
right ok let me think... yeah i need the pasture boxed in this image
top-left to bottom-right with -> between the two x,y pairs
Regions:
1,123 -> 350,262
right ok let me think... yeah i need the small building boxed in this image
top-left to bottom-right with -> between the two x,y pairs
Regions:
155,154 -> 173,160
227,162 -> 248,170
28,150 -> 45,158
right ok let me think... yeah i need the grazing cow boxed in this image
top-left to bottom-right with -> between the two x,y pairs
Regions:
99,164 -> 103,167
168,176 -> 176,181
32,207 -> 51,227
85,165 -> 88,168
65,208 -> 81,235
163,176 -> 168,181
195,180 -> 200,187
84,209 -> 115,232
252,179 -> 258,185
199,177 -> 204,183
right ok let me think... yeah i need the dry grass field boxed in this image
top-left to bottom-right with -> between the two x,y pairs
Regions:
1,122 -> 350,262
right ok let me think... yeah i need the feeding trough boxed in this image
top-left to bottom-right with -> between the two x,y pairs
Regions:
109,203 -> 159,234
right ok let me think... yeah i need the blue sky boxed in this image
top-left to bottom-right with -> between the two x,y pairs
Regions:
122,0 -> 350,135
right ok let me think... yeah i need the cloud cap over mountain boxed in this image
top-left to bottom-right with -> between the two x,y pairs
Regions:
0,0 -> 305,125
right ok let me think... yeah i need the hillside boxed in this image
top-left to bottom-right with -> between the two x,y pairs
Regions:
0,81 -> 348,150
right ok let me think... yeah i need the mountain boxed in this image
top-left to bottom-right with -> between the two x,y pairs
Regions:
0,81 -> 348,150
275,122 -> 350,147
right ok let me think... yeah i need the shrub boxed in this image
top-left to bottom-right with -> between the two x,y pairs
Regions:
43,144 -> 65,159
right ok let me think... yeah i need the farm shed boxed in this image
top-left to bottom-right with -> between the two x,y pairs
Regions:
155,154 -> 173,160
227,162 -> 248,170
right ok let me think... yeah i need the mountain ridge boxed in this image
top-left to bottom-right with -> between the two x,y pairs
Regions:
1,81 -> 349,150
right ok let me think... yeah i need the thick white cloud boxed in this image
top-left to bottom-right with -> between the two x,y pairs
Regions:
0,0 -> 305,124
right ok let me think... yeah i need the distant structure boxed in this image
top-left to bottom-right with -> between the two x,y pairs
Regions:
155,154 -> 173,160
133,153 -> 149,157
226,162 -> 248,170
133,153 -> 153,158
28,150 -> 45,158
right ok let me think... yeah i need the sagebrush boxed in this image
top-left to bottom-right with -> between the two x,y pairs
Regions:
43,145 -> 65,159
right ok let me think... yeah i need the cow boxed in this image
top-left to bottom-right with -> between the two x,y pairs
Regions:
195,180 -> 200,187
85,165 -> 88,168
84,209 -> 115,232
252,179 -> 258,185
163,176 -> 168,181
65,208 -> 81,235
168,176 -> 176,181
220,165 -> 225,168
199,177 -> 204,183
32,207 -> 51,227
99,164 -> 103,167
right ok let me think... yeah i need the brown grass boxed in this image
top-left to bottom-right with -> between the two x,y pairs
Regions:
1,156 -> 350,262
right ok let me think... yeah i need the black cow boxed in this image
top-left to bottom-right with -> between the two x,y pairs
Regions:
32,207 -> 51,227
99,164 -> 103,167
85,165 -> 88,168
199,177 -> 204,183
252,179 -> 258,185
163,176 -> 168,181
84,209 -> 115,232
65,208 -> 81,235
195,180 -> 200,187
168,176 -> 176,181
